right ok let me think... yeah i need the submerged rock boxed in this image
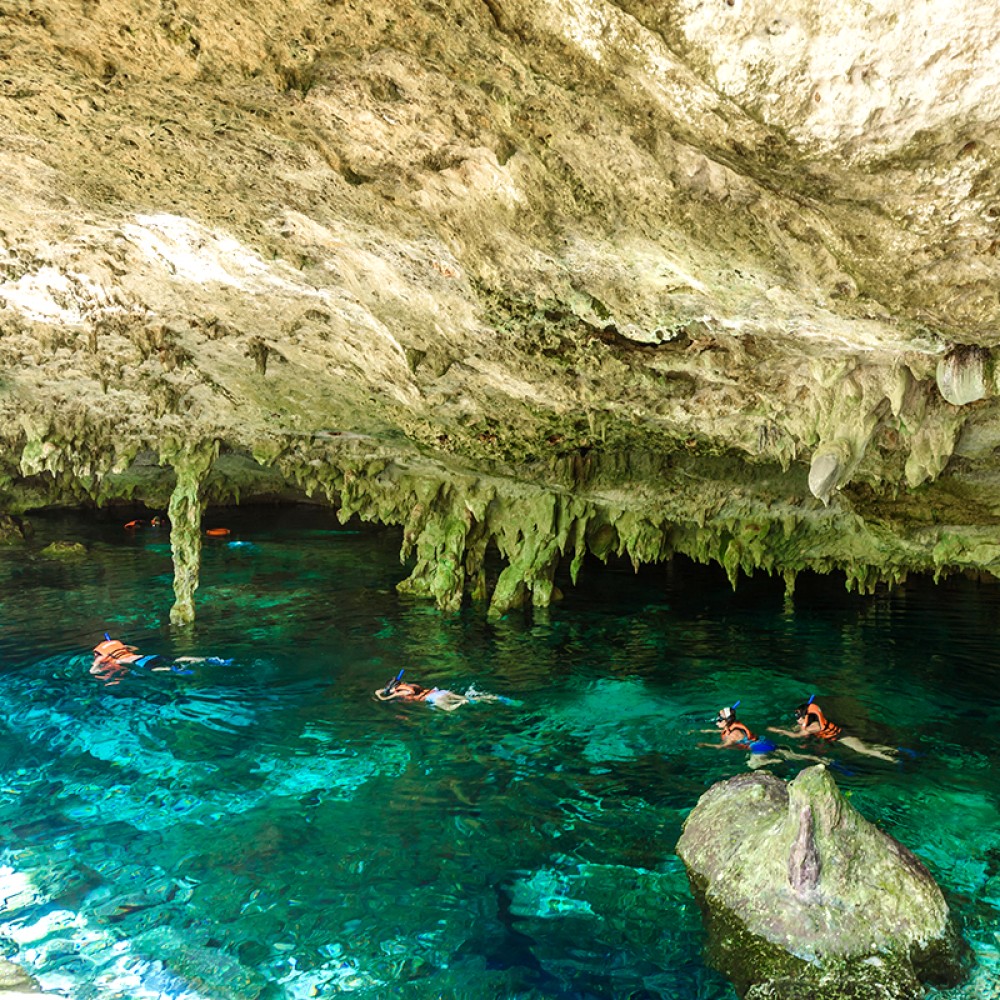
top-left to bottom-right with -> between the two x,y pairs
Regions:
39,540 -> 86,559
675,766 -> 966,999
0,959 -> 34,990
0,516 -> 30,545
0,957 -> 63,998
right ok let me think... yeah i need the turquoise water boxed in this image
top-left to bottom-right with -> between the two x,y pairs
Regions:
0,507 -> 998,999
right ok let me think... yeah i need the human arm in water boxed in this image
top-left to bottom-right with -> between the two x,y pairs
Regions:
767,724 -> 813,739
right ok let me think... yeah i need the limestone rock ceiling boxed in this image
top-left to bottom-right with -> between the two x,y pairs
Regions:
2,0 -> 1000,613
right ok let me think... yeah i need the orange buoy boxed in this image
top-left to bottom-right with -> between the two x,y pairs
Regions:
205,527 -> 231,537
124,520 -> 143,530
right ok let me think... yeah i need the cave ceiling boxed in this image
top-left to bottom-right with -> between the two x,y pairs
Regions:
3,0 -> 1000,610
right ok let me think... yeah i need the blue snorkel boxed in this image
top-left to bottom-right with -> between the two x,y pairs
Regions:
104,632 -> 111,641
383,669 -> 404,696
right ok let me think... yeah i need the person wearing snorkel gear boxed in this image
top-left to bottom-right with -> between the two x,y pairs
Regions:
699,702 -> 778,753
699,702 -> 826,770
91,634 -> 226,685
374,670 -> 469,711
768,695 -> 898,762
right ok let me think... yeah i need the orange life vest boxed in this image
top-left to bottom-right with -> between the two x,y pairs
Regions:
722,720 -> 757,744
806,703 -> 841,741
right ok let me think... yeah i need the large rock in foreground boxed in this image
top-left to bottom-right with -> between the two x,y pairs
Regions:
676,766 -> 966,999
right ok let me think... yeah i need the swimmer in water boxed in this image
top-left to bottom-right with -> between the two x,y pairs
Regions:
699,702 -> 823,769
374,671 -> 468,711
767,695 -> 898,762
698,702 -> 783,755
698,703 -> 764,750
91,635 -> 228,684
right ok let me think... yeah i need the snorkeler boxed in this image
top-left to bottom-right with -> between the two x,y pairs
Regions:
374,670 -> 469,712
698,702 -> 777,754
767,696 -> 898,762
91,634 -> 228,684
698,702 -> 829,771
374,670 -> 518,711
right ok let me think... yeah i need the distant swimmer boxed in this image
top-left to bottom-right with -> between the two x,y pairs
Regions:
767,695 -> 898,762
374,670 -> 517,711
91,634 -> 229,684
123,516 -> 166,530
374,671 -> 468,711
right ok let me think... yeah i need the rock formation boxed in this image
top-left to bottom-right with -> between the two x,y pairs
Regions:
676,765 -> 966,999
3,2 -> 1000,619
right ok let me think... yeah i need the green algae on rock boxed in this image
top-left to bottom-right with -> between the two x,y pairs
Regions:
39,540 -> 86,559
0,515 -> 31,545
675,765 -> 966,999
162,440 -> 219,626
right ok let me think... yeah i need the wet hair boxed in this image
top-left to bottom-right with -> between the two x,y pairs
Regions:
718,706 -> 735,722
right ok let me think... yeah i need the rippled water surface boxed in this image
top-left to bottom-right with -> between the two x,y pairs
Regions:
0,507 -> 998,998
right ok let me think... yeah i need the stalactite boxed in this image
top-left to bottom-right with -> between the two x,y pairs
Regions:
162,440 -> 219,625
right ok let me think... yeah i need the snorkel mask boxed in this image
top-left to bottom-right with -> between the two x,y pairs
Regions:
794,694 -> 816,719
382,669 -> 404,696
716,699 -> 740,724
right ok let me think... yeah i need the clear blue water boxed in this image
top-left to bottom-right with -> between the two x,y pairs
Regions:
0,507 -> 998,999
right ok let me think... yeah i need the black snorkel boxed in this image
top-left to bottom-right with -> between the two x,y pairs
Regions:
383,669 -> 404,697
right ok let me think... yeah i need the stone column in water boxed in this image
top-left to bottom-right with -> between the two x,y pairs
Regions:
163,441 -> 219,625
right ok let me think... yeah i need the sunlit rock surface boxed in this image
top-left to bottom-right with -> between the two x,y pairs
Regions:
3,1 -> 1000,613
676,765 -> 966,999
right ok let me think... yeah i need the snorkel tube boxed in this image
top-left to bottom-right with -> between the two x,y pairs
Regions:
794,694 -> 816,719
714,699 -> 741,723
383,669 -> 404,697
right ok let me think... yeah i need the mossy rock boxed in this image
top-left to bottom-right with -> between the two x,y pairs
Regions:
40,540 -> 87,559
676,766 -> 967,999
0,514 -> 31,544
